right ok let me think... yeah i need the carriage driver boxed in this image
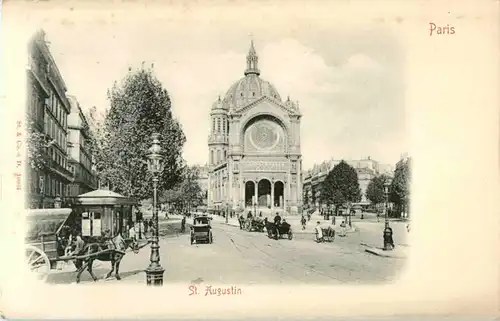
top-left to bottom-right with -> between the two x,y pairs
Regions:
69,234 -> 85,270
102,229 -> 115,250
273,212 -> 282,226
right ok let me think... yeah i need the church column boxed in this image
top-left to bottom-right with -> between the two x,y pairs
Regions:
207,173 -> 212,208
254,180 -> 258,207
271,181 -> 274,210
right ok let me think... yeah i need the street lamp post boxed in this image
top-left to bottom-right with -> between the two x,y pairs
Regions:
382,179 -> 393,251
145,133 -> 165,286
348,203 -> 352,227
384,181 -> 390,223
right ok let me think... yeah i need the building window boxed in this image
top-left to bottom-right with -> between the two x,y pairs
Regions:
212,118 -> 215,132
217,118 -> 221,132
217,150 -> 221,163
224,150 -> 227,159
222,118 -> 225,134
227,120 -> 229,134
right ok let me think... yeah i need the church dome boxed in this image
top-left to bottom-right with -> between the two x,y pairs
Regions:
222,74 -> 282,110
215,40 -> 283,111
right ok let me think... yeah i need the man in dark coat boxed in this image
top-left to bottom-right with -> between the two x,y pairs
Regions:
271,213 -> 281,238
273,212 -> 282,225
383,222 -> 395,250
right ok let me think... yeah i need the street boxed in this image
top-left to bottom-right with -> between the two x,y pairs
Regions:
46,215 -> 407,285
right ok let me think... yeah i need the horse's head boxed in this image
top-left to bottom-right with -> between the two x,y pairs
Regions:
124,237 -> 140,254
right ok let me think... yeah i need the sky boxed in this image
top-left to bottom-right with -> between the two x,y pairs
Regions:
28,6 -> 408,170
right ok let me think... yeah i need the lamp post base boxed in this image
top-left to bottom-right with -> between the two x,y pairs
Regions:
145,265 -> 165,286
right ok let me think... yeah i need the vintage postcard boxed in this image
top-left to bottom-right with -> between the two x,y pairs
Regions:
0,0 -> 498,319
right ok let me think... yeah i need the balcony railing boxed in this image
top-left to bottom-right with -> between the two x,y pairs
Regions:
46,158 -> 74,182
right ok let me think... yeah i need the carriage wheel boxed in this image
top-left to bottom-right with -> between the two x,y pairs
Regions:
25,245 -> 51,282
246,222 -> 251,232
288,231 -> 293,240
209,232 -> 213,244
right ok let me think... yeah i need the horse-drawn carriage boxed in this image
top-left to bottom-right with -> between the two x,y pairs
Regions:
190,215 -> 213,244
25,207 -> 142,283
316,227 -> 335,243
265,220 -> 294,240
25,208 -> 75,281
243,217 -> 265,232
25,190 -> 148,283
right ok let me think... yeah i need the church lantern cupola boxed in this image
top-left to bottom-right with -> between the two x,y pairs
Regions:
244,40 -> 260,76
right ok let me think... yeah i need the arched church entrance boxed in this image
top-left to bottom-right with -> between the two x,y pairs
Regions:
273,181 -> 284,208
245,181 -> 255,207
257,179 -> 271,207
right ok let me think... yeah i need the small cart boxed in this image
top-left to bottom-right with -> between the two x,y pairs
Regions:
190,215 -> 213,245
25,208 -> 76,281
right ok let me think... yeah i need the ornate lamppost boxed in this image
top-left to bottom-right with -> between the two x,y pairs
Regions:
348,203 -> 352,227
145,133 -> 165,286
382,179 -> 394,251
384,180 -> 391,223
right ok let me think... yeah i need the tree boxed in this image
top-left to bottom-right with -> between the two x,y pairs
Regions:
366,174 -> 390,205
321,160 -> 361,213
159,166 -> 204,212
93,68 -> 186,200
390,157 -> 412,217
26,121 -> 51,171
303,190 -> 309,208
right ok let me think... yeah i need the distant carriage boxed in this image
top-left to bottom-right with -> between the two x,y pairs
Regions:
264,221 -> 293,240
316,227 -> 335,243
244,217 -> 265,232
190,215 -> 213,245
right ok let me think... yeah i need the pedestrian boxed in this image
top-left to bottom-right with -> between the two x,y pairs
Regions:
301,215 -> 306,230
384,221 -> 395,249
339,221 -> 347,237
238,214 -> 244,230
129,224 -> 136,241
181,216 -> 186,233
315,221 -> 323,243
135,221 -> 142,239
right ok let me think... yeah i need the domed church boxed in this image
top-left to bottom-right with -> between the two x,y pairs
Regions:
207,41 -> 303,215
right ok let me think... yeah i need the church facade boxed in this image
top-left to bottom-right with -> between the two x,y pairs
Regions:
207,41 -> 303,215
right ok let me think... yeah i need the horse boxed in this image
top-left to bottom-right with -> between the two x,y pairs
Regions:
74,234 -> 140,283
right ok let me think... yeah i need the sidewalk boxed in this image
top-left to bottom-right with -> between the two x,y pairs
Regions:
362,243 -> 409,259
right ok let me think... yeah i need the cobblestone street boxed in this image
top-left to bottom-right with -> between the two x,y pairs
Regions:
46,215 -> 407,285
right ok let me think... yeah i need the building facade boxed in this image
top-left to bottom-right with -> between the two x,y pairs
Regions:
27,30 -> 74,208
194,164 -> 209,197
207,41 -> 303,215
67,95 -> 98,196
302,157 -> 393,209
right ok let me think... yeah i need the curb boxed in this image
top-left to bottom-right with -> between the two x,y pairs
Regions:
364,248 -> 406,259
362,245 -> 407,259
